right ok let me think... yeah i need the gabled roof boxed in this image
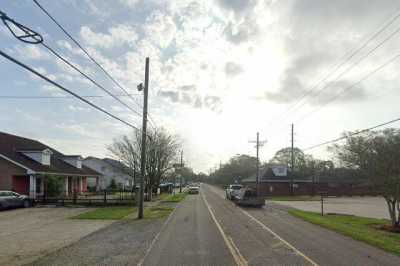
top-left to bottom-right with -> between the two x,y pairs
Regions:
83,156 -> 131,175
0,131 -> 100,176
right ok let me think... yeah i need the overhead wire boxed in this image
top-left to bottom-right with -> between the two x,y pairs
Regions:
40,42 -> 143,117
0,94 -> 141,99
294,52 -> 400,124
303,116 -> 400,151
264,8 -> 400,130
0,49 -> 139,130
32,0 -> 157,128
285,22 -> 400,122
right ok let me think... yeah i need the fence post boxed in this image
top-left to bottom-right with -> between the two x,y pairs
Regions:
320,192 -> 324,216
103,190 -> 107,205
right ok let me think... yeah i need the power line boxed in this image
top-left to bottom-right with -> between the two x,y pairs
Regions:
32,0 -> 157,127
1,8 -> 156,128
0,49 -> 139,130
286,22 -> 400,121
303,116 -> 400,151
265,8 -> 400,129
40,42 -> 143,117
0,94 -> 141,99
295,51 -> 400,124
32,1 -> 138,103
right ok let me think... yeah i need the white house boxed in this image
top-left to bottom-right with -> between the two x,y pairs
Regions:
83,157 -> 133,189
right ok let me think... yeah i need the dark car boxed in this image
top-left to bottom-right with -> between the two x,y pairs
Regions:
0,191 -> 32,210
234,188 -> 265,208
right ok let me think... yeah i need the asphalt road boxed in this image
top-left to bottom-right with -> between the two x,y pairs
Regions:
30,185 -> 400,266
203,184 -> 400,266
141,192 -> 236,266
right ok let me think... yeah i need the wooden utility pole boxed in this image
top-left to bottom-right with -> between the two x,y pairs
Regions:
138,57 -> 149,219
179,150 -> 183,193
291,123 -> 294,196
249,132 -> 267,197
256,132 -> 260,196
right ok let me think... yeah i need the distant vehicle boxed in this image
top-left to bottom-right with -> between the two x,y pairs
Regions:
225,184 -> 243,200
234,188 -> 265,208
188,185 -> 200,194
0,191 -> 32,210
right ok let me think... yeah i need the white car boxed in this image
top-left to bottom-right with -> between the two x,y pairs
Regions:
188,186 -> 200,194
225,184 -> 243,200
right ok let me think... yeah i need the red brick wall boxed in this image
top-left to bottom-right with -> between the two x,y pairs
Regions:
244,181 -> 375,196
0,158 -> 26,191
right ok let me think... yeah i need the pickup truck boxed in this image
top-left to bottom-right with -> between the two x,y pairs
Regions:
225,184 -> 243,200
234,188 -> 265,208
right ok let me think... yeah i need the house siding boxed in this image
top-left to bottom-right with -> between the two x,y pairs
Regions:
0,157 -> 27,190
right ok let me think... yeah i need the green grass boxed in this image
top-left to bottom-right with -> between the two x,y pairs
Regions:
71,207 -> 136,220
144,206 -> 174,219
289,209 -> 400,256
269,196 -> 320,201
160,192 -> 187,203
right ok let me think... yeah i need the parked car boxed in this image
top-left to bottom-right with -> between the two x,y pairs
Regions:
225,184 -> 243,200
234,188 -> 265,208
0,191 -> 32,210
188,185 -> 200,194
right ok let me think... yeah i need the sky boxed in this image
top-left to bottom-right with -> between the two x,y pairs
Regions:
1,0 -> 400,173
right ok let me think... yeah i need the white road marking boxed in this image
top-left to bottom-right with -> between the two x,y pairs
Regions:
206,185 -> 319,266
137,203 -> 180,266
201,191 -> 248,266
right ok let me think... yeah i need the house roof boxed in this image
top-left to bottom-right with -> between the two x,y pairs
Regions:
0,131 -> 100,176
242,166 -> 311,183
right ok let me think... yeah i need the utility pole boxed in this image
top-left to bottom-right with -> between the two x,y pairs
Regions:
179,150 -> 183,193
249,132 -> 267,197
291,123 -> 294,196
138,57 -> 149,219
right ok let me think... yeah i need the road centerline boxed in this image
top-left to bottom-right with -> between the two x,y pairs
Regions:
206,184 -> 319,266
201,190 -> 248,266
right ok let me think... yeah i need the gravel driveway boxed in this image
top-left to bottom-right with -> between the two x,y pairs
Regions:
0,207 -> 114,266
272,196 -> 389,219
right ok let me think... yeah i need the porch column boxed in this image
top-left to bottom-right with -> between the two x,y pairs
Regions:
95,177 -> 100,191
64,176 -> 69,197
79,177 -> 83,193
29,175 -> 36,199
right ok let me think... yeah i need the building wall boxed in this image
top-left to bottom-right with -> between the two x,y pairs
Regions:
244,181 -> 375,196
0,158 -> 26,190
83,158 -> 131,189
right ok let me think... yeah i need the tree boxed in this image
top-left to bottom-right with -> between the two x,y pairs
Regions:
109,178 -> 117,190
209,154 -> 257,185
270,147 -> 316,177
332,128 -> 400,228
108,128 -> 181,201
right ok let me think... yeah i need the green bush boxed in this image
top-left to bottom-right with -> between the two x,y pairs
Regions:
47,175 -> 64,197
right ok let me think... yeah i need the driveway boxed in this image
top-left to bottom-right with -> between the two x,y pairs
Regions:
0,207 -> 114,266
272,196 -> 389,219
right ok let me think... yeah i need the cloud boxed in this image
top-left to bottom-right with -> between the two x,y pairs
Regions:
80,24 -> 138,49
158,90 -> 179,102
144,10 -> 177,48
224,61 -> 244,76
13,45 -> 50,60
204,96 -> 222,112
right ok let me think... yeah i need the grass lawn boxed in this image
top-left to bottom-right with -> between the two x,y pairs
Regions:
269,196 -> 320,201
71,207 -> 136,220
144,206 -> 174,219
160,192 -> 187,203
289,209 -> 400,256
